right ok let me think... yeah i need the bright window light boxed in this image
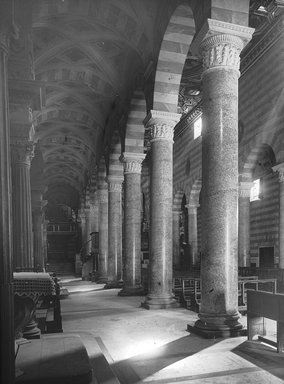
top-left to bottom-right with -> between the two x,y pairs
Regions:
250,179 -> 260,202
194,117 -> 202,139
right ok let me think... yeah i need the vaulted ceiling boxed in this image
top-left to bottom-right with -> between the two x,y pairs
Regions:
9,0 -> 276,214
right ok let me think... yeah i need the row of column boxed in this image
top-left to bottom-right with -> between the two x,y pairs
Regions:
92,20 -> 257,336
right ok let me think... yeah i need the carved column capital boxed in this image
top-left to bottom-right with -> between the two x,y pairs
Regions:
106,176 -> 123,192
185,203 -> 200,214
144,110 -> 180,143
190,19 -> 254,75
201,34 -> 243,72
272,163 -> 284,183
239,181 -> 253,198
121,152 -> 145,174
11,140 -> 34,166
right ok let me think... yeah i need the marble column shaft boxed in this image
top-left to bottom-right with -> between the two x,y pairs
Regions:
273,164 -> 284,269
120,153 -> 145,294
11,142 -> 34,270
173,210 -> 181,270
238,182 -> 253,267
143,110 -> 180,309
186,204 -> 199,266
0,29 -> 15,384
107,177 -> 123,284
98,188 -> 108,281
196,28 -> 253,332
33,206 -> 45,270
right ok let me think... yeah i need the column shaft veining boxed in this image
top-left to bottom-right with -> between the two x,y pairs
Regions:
142,110 -> 180,309
11,142 -> 34,270
119,153 -> 145,295
0,23 -> 15,384
238,181 -> 253,267
105,177 -> 123,288
186,204 -> 199,267
192,21 -> 254,335
97,188 -> 108,282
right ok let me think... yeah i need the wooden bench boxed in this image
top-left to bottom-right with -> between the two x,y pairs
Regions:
247,290 -> 284,353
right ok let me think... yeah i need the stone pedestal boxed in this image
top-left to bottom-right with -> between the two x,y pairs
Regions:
97,188 -> 108,283
11,140 -> 34,270
273,164 -> 284,269
119,153 -> 145,296
105,177 -> 123,289
186,203 -> 199,267
191,20 -> 254,336
238,181 -> 253,267
142,110 -> 180,309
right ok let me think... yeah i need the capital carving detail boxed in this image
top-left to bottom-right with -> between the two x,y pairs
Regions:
201,34 -> 243,71
150,124 -> 174,142
108,183 -> 122,193
11,141 -> 34,166
239,181 -> 253,198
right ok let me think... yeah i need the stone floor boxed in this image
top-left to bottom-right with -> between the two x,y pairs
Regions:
16,276 -> 284,384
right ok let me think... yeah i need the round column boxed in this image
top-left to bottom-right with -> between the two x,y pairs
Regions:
186,203 -> 199,267
273,164 -> 284,269
172,209 -> 181,271
238,181 -> 253,267
97,188 -> 108,282
11,141 -> 34,270
194,31 -> 252,336
32,202 -> 45,271
142,110 -> 180,309
105,177 -> 123,288
0,27 -> 15,384
119,153 -> 145,295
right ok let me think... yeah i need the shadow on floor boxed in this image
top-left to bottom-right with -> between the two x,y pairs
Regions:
107,334 -> 221,384
232,339 -> 284,381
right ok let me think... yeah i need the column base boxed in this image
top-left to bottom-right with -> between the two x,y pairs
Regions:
188,312 -> 246,339
104,280 -> 124,289
141,294 -> 180,310
118,286 -> 146,296
96,276 -> 108,284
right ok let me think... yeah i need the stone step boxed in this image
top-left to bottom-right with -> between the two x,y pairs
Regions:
15,334 -> 93,383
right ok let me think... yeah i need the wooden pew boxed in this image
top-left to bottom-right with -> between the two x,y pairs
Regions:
247,290 -> 284,353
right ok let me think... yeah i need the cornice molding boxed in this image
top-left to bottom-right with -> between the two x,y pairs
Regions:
240,14 -> 284,75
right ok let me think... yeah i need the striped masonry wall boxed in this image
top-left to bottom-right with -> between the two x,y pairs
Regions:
153,4 -> 195,113
239,36 -> 284,266
124,90 -> 146,155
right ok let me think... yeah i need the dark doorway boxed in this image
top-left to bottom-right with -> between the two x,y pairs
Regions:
259,246 -> 274,268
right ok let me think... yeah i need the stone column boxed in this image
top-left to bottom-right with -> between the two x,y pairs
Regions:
105,176 -> 123,288
173,209 -> 181,270
191,20 -> 254,336
273,163 -> 284,269
238,181 -> 253,267
85,207 -> 91,255
0,17 -> 15,383
119,153 -> 145,296
11,140 -> 34,270
142,110 -> 180,309
32,191 -> 46,271
97,188 -> 108,282
186,203 -> 199,266
42,218 -> 48,265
